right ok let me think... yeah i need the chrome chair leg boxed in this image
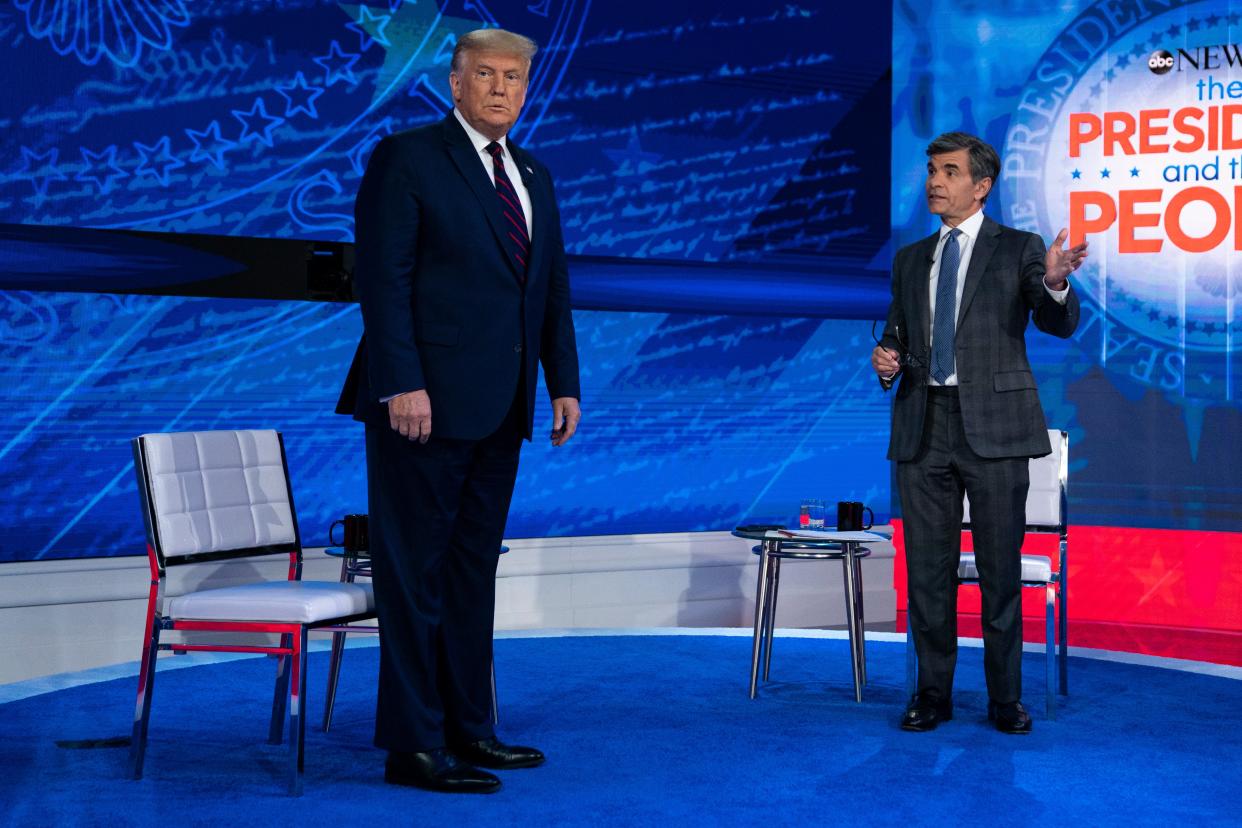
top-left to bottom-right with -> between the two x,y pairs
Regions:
128,618 -> 162,780
841,546 -> 863,702
748,542 -> 774,699
1046,582 -> 1056,720
288,629 -> 308,796
762,557 -> 781,681
269,632 -> 292,744
1058,568 -> 1069,696
321,556 -> 355,732
321,629 -> 347,732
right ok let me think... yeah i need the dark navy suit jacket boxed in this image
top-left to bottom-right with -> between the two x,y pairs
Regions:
879,215 -> 1079,461
338,114 -> 580,440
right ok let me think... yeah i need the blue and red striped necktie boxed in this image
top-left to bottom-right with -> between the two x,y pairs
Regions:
485,141 -> 528,282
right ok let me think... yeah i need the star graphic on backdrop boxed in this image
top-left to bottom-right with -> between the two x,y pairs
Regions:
1186,17 -> 1201,32
347,4 -> 393,51
1105,67 -> 1116,81
1229,12 -> 1242,25
1206,14 -> 1221,26
604,128 -> 663,175
339,3 -> 480,106
185,121 -> 237,169
76,145 -> 128,194
1131,43 -> 1148,58
133,136 -> 185,186
315,40 -> 362,87
17,147 -> 66,196
233,98 -> 285,147
1148,308 -> 1161,322
1089,82 -> 1103,97
276,71 -> 326,119
1116,53 -> 1131,69
1101,168 -> 1111,178
1133,548 -> 1181,610
1165,24 -> 1181,38
1130,167 -> 1140,177
1071,169 -> 1082,180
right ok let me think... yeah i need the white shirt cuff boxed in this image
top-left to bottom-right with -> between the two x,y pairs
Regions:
1044,280 -> 1069,304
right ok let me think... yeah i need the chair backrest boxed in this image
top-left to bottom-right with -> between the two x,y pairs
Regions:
963,429 -> 1067,534
132,430 -> 302,570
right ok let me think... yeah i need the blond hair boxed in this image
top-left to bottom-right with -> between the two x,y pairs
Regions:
451,28 -> 537,73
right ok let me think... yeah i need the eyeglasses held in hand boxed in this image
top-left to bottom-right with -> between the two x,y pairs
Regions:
870,319 -> 925,370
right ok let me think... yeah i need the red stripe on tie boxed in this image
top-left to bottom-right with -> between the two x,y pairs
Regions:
495,175 -> 517,195
515,251 -> 526,266
497,189 -> 522,215
508,231 -> 528,252
503,211 -> 527,238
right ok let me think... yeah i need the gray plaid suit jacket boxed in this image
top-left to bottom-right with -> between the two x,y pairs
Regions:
879,215 -> 1079,461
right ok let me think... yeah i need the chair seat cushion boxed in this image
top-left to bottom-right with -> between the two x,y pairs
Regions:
958,553 -> 1053,584
168,581 -> 374,623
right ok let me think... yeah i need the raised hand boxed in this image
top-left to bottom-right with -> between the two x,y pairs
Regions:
1044,228 -> 1088,290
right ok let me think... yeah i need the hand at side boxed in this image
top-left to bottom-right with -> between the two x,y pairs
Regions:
550,397 -> 580,447
389,390 -> 432,443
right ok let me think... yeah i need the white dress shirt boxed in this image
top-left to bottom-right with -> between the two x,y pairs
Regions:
927,209 -> 1068,387
453,108 -> 533,236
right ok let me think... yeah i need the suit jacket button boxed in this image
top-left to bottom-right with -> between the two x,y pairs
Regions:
514,344 -> 523,353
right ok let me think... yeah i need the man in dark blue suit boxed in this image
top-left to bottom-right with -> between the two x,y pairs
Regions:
338,28 -> 581,793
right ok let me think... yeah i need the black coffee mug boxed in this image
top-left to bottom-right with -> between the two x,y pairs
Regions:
836,501 -> 874,531
329,513 -> 369,551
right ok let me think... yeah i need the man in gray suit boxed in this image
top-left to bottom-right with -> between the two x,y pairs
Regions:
871,132 -> 1087,734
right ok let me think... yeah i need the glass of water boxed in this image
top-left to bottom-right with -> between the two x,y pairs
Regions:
800,499 -> 825,529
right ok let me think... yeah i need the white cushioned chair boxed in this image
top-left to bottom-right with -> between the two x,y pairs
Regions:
905,429 -> 1069,718
128,430 -> 376,795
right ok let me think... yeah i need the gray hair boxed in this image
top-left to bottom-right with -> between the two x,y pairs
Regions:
451,28 -> 538,73
926,132 -> 1000,202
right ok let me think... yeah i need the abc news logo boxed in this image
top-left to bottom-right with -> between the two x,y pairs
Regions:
1149,44 -> 1242,75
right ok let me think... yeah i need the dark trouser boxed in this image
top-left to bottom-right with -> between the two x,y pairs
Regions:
897,387 -> 1029,704
366,393 -> 525,753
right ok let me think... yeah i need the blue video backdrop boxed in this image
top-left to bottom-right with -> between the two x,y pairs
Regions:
2,0 -> 888,270
0,292 -> 889,560
0,1 -> 893,561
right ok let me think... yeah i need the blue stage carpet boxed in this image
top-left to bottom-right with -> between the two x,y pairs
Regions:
2,633 -> 1239,826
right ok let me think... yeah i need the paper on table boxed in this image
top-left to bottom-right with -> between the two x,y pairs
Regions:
764,529 -> 891,542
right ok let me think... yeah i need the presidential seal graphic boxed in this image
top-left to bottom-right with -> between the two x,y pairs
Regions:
1002,0 -> 1240,400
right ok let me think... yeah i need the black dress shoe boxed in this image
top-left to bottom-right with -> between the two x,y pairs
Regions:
449,737 -> 545,770
384,748 -> 501,793
901,692 -> 953,732
988,701 -> 1033,734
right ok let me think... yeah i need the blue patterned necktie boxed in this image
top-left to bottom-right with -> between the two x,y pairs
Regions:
930,227 -> 962,383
